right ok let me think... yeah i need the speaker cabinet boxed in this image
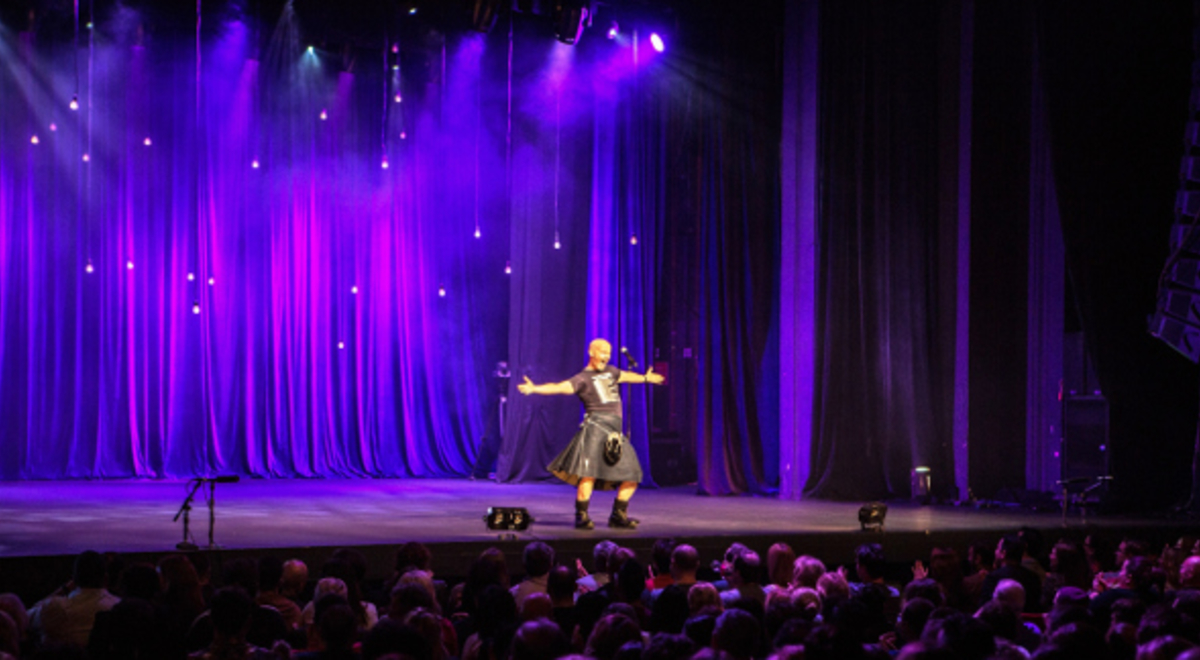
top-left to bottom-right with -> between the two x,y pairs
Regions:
1062,395 -> 1109,481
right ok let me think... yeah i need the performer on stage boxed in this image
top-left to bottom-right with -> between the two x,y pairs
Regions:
517,338 -> 664,529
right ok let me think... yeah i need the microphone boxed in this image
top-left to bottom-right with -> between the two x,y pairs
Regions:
619,347 -> 639,370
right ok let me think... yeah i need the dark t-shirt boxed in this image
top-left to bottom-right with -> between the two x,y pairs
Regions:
569,365 -> 623,417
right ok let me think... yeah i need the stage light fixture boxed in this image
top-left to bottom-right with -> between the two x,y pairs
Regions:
553,0 -> 591,45
192,301 -> 201,314
319,109 -> 328,121
438,285 -> 446,297
381,157 -> 389,169
252,159 -> 260,169
408,6 -> 418,15
70,95 -> 79,110
649,33 -> 664,53
630,235 -> 638,246
858,502 -> 887,531
474,228 -> 481,239
144,137 -> 152,146
505,261 -> 511,275
471,0 -> 501,34
607,21 -> 618,39
30,135 -> 39,145
484,506 -> 533,531
394,93 -> 402,103
85,262 -> 94,274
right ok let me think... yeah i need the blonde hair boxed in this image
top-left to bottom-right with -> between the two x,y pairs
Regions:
687,582 -> 722,615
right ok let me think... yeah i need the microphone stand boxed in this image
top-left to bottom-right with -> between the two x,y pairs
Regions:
173,479 -> 204,551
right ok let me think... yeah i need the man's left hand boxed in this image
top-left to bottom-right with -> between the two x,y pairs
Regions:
645,368 -> 664,385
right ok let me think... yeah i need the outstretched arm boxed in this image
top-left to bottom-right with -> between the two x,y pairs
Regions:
618,367 -> 665,385
517,376 -> 575,395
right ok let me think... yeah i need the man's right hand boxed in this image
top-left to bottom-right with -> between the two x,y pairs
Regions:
518,376 -> 535,395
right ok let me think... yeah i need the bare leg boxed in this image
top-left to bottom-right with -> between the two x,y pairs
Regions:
617,481 -> 637,502
577,478 -> 595,502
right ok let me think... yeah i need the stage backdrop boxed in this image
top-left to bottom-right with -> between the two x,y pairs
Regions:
0,6 -> 695,481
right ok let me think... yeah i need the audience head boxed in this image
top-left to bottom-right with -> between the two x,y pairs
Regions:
221,556 -> 259,596
791,555 -> 826,589
649,583 -> 690,634
586,613 -> 642,660
511,617 -> 571,660
257,556 -> 285,594
547,564 -> 577,605
688,582 -> 722,616
788,587 -> 821,621
652,538 -> 678,576
855,543 -> 886,581
522,541 -> 555,579
118,562 -> 160,600
593,540 -> 620,574
1181,556 -> 1200,589
73,550 -> 107,589
616,557 -> 646,603
389,581 -> 436,621
642,632 -> 696,660
968,541 -> 994,572
670,544 -> 700,580
395,542 -> 433,575
361,618 -> 429,660
521,592 -> 554,621
992,578 -> 1026,612
712,608 -> 762,660
731,551 -> 762,587
280,559 -> 308,598
210,586 -> 255,641
996,535 -> 1026,566
316,598 -> 359,652
766,543 -> 796,588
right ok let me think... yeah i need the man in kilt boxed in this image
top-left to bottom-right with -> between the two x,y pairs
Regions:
517,338 -> 665,529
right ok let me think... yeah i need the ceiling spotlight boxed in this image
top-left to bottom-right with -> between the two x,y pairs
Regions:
307,45 -> 314,54
553,0 -> 591,45
408,6 -> 417,15
606,21 -> 618,39
649,33 -> 665,53
471,0 -> 501,33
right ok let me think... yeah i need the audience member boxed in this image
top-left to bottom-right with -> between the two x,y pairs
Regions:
511,541 -> 555,608
28,550 -> 119,649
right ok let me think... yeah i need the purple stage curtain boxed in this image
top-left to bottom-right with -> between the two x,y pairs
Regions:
803,1 -> 955,501
0,21 -> 492,479
498,23 -> 663,487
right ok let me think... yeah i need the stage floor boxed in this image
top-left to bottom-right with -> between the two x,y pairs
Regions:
0,477 -> 1170,559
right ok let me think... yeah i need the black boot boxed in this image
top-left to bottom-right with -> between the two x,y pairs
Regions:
575,499 -> 594,530
608,499 -> 639,529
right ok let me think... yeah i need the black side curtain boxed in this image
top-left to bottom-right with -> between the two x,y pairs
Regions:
804,0 -> 955,501
1035,2 -> 1197,508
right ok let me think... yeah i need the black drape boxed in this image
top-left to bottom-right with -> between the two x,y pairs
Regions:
1036,2 -> 1197,509
804,0 -> 956,501
664,5 -> 783,496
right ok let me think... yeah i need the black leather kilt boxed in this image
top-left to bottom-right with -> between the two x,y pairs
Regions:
546,413 -> 643,490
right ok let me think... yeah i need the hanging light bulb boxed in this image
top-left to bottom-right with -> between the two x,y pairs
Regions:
474,228 -> 481,239
126,260 -> 135,270
437,285 -> 446,297
394,93 -> 402,103
207,277 -> 215,286
49,123 -> 57,132
504,261 -> 512,275
143,137 -> 152,146
399,131 -> 407,140
630,235 -> 639,246
30,135 -> 39,145
251,158 -> 260,169
70,95 -> 79,111
337,341 -> 345,350
381,156 -> 389,169
191,301 -> 201,314
391,43 -> 399,54
187,272 -> 195,281
82,153 -> 90,162
85,261 -> 94,274
319,109 -> 328,121
350,285 -> 358,294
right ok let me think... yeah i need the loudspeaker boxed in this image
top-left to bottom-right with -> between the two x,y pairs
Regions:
484,507 -> 533,531
1062,396 -> 1109,481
